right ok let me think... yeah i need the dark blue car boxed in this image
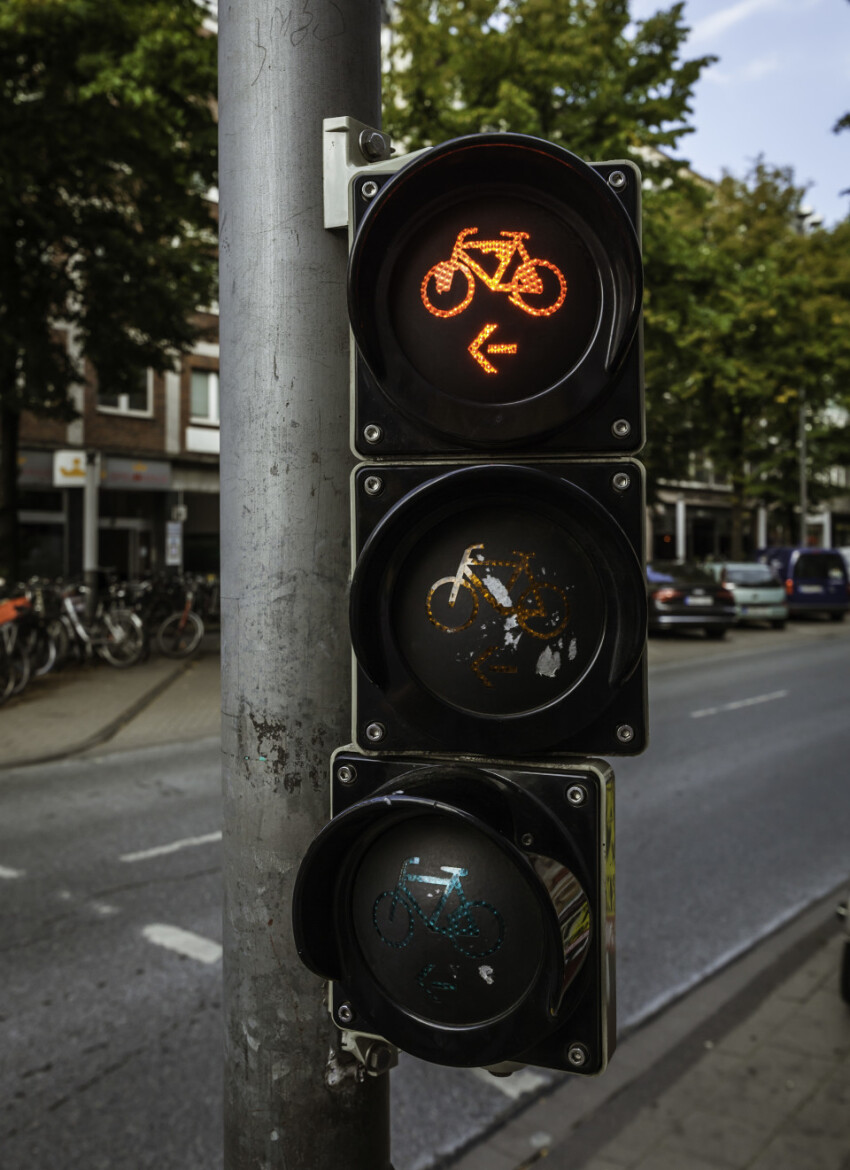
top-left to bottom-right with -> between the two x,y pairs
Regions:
757,547 -> 849,620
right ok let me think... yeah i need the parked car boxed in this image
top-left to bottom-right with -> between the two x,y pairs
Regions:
703,562 -> 788,629
756,547 -> 850,620
646,562 -> 737,638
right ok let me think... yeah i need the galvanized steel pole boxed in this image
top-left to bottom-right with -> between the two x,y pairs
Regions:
218,4 -> 389,1167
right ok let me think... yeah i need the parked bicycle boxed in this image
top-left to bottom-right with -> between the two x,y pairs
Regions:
58,584 -> 145,668
155,578 -> 204,658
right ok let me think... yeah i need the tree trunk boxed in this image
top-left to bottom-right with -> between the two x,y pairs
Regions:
0,404 -> 21,583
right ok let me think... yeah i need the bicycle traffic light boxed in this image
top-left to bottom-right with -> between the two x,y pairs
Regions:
292,752 -> 615,1073
291,125 -> 647,1081
346,132 -> 647,757
349,133 -> 642,456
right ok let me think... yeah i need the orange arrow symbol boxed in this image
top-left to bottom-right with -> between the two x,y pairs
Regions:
472,644 -> 519,687
468,324 -> 518,374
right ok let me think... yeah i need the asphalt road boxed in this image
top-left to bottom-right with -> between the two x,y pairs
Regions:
1,619 -> 848,1170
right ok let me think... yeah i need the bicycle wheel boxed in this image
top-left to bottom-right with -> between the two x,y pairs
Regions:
8,641 -> 32,696
426,578 -> 478,633
448,900 -> 505,958
97,613 -> 145,668
156,610 -> 204,658
516,582 -> 570,640
372,890 -> 415,949
27,627 -> 57,677
420,261 -> 475,318
509,259 -> 567,317
0,646 -> 14,706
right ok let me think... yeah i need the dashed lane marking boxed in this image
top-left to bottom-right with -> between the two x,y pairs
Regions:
691,690 -> 788,719
470,1066 -> 550,1099
0,865 -> 24,879
120,830 -> 222,863
142,923 -> 222,964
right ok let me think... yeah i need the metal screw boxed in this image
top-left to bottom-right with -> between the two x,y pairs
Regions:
566,784 -> 587,807
611,418 -> 632,439
363,475 -> 383,496
608,170 -> 627,190
359,129 -> 390,162
616,724 -> 635,744
363,423 -> 383,445
365,721 -> 385,744
337,1002 -> 354,1025
612,471 -> 631,493
567,1042 -> 589,1068
361,180 -> 379,200
337,764 -> 357,786
520,832 -> 534,848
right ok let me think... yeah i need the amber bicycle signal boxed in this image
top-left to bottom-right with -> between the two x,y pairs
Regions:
420,228 -> 567,319
426,543 -> 570,641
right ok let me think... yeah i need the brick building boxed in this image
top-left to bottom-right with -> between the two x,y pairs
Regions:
17,311 -> 220,580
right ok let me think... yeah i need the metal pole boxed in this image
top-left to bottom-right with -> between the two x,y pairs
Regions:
218,4 -> 389,1169
675,496 -> 686,560
799,390 -> 808,546
83,450 -> 100,619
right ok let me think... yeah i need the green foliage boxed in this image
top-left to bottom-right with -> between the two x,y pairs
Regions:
383,0 -> 714,179
0,0 -> 218,416
644,163 -> 850,537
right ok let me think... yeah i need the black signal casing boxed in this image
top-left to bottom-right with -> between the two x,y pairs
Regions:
292,752 -> 616,1073
351,461 -> 647,758
348,134 -> 643,459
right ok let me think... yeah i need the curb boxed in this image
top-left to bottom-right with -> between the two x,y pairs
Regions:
0,653 -> 198,772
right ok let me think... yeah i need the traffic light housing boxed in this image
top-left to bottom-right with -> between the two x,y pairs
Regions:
348,133 -> 643,457
351,460 -> 645,757
346,132 -> 647,756
292,123 -> 648,1080
293,752 -> 615,1073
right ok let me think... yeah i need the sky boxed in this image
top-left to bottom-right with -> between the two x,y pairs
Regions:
630,0 -> 850,225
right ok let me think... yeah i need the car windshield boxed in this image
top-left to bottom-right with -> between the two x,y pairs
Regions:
647,562 -> 715,584
722,566 -> 779,586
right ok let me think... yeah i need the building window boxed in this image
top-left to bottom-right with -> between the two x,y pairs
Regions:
190,369 -> 220,426
98,369 -> 152,416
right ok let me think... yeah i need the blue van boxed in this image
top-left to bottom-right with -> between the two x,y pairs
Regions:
757,547 -> 849,620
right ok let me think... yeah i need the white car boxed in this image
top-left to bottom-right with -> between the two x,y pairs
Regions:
703,562 -> 788,629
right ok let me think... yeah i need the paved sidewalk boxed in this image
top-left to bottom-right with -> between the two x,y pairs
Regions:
449,892 -> 850,1170
0,638 -> 220,769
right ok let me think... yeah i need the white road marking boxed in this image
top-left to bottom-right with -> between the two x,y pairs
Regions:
142,923 -> 222,964
470,1066 -> 549,1099
691,690 -> 788,719
120,830 -> 222,863
0,865 -> 24,879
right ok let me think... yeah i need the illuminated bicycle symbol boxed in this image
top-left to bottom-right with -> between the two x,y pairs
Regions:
373,856 -> 504,958
420,227 -> 567,319
426,543 -> 570,640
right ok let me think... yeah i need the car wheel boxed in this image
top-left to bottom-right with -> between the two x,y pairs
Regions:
771,620 -> 786,630
705,627 -> 727,640
829,611 -> 845,623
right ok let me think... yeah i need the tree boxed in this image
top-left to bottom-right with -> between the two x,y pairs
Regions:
383,0 -> 714,183
0,0 -> 218,580
643,162 -> 850,554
